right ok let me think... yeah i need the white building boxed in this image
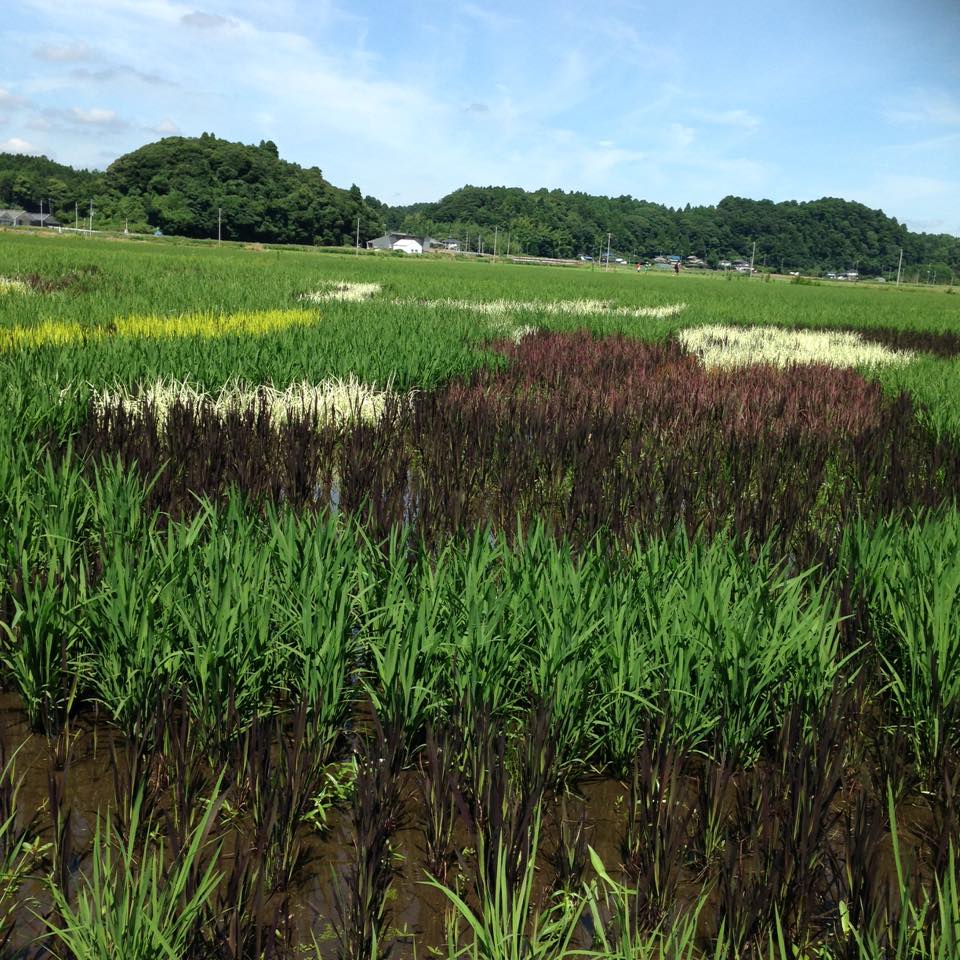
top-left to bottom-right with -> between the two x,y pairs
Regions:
366,232 -> 437,254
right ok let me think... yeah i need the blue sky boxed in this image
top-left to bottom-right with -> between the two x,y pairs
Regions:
2,0 -> 958,234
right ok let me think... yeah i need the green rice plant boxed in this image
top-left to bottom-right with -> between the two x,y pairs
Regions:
87,538 -> 178,740
513,530 -> 604,777
0,742 -> 48,948
269,508 -> 362,758
44,787 -> 223,960
436,530 -> 528,736
172,500 -> 282,738
611,533 -> 844,762
359,530 -> 446,743
428,812 -> 584,960
583,847 -> 703,960
0,525 -> 88,733
846,788 -> 960,960
844,514 -> 960,770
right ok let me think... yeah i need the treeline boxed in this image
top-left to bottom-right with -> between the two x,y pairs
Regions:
389,186 -> 960,276
2,140 -> 958,274
0,134 -> 385,246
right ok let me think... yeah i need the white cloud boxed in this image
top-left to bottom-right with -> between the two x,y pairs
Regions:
180,10 -> 234,29
695,108 -> 761,130
33,41 -> 96,62
0,87 -> 27,108
667,123 -> 696,151
0,137 -> 39,153
70,106 -> 124,126
884,90 -> 960,126
459,3 -> 519,29
153,117 -> 180,134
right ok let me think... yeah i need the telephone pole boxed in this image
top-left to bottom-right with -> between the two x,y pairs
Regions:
605,232 -> 612,272
749,240 -> 757,277
88,199 -> 93,235
896,248 -> 903,286
218,207 -> 222,247
355,215 -> 360,255
493,225 -> 498,262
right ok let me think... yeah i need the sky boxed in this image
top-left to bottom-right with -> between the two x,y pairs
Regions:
1,0 -> 959,234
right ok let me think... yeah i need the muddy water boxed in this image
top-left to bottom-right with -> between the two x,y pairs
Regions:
0,694 -> 940,957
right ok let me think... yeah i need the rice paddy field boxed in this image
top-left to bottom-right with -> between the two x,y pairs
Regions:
1,230 -> 960,959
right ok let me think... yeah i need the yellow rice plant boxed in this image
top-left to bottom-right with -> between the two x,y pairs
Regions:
679,324 -> 913,369
115,308 -> 316,339
0,320 -> 92,351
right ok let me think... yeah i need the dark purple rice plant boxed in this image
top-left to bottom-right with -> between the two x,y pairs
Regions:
417,722 -> 460,883
621,713 -> 694,929
330,717 -> 405,960
714,690 -> 847,951
548,790 -> 589,896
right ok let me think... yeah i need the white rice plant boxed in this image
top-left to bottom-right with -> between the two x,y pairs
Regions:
678,324 -> 913,369
393,297 -> 686,319
0,277 -> 29,295
91,377 -> 396,429
299,281 -> 382,303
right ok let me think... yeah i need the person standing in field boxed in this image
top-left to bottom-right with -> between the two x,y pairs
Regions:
673,261 -> 680,274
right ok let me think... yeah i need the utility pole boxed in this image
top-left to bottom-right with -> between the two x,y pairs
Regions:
355,215 -> 360,255
749,240 -> 757,277
89,199 -> 93,235
75,201 -> 79,230
218,208 -> 222,247
896,248 -> 903,286
605,232 -> 612,272
493,225 -> 498,262
506,231 -> 511,257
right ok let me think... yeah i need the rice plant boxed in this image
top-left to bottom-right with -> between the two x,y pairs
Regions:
44,787 -> 223,960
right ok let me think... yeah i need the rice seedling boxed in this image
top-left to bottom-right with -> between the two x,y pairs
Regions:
44,787 -> 223,960
583,848 -> 703,960
428,813 -> 585,960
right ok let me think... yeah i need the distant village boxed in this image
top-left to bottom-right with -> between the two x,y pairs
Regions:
1,216 -> 864,279
366,231 -> 865,278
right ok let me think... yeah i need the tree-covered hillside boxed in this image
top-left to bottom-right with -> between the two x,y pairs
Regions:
0,135 -> 384,245
2,141 -> 957,274
389,186 -> 960,276
0,153 -> 101,218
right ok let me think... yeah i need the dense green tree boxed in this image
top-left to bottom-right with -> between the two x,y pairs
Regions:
388,186 -> 959,275
1,143 -> 957,271
0,136 -> 384,245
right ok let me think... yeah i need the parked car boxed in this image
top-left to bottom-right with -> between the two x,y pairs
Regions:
578,254 -> 593,261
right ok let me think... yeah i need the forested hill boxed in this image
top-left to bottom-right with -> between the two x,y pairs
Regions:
2,139 -> 958,274
0,134 -> 385,246
388,186 -> 960,276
